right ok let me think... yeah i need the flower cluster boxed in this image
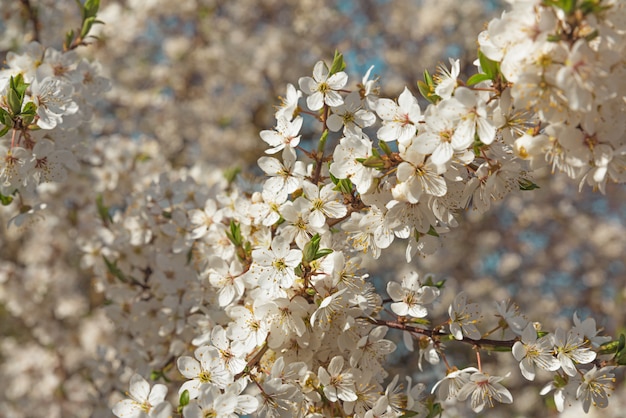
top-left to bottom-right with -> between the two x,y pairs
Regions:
0,0 -> 624,417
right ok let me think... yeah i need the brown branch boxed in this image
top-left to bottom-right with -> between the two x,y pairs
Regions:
366,317 -> 518,350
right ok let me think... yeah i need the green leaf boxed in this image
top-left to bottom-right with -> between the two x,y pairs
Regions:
328,50 -> 346,76
226,220 -> 243,246
313,248 -> 333,261
0,125 -> 9,138
378,140 -> 393,156
360,155 -> 385,169
0,192 -> 14,206
518,178 -> 540,191
336,178 -> 354,195
477,50 -> 499,80
426,225 -> 439,237
222,166 -> 241,185
179,389 -> 190,407
303,234 -> 321,263
83,0 -> 100,18
417,69 -> 440,104
466,73 -> 492,86
65,29 -> 75,50
598,335 -> 623,355
20,102 -> 37,126
103,255 -> 128,283
81,16 -> 96,38
317,129 -> 329,153
96,194 -> 112,225
7,84 -> 23,115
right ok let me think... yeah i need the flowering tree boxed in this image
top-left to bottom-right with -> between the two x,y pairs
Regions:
0,0 -> 625,417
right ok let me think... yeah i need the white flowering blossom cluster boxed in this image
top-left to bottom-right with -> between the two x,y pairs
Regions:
0,0 -> 625,417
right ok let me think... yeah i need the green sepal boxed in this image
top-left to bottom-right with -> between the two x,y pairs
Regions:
0,192 -> 14,206
294,264 -> 303,277
426,225 -> 439,237
543,0 -> 576,15
424,396 -> 444,418
103,255 -> 128,283
518,178 -> 540,191
467,73 -> 492,86
423,274 -> 445,289
399,411 -> 421,418
328,50 -> 346,76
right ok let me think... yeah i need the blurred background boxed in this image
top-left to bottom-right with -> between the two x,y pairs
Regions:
0,0 -> 624,417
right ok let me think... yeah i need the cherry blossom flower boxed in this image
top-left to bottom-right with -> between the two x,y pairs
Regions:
113,373 -> 172,418
448,291 -> 482,340
386,271 -> 439,318
275,83 -> 301,121
552,327 -> 596,377
177,346 -> 233,399
376,86 -> 422,146
259,115 -> 303,154
431,367 -> 479,402
512,324 -> 560,381
577,366 -> 615,413
318,355 -> 358,402
298,60 -> 348,111
327,91 -> 375,135
456,371 -> 513,413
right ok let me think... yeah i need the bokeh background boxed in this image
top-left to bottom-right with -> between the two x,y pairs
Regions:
0,1 -> 624,417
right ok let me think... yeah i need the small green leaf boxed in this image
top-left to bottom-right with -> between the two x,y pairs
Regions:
477,50 -> 499,80
417,69 -> 441,104
81,16 -> 96,38
83,0 -> 100,18
103,255 -> 128,283
317,129 -> 329,153
518,178 -> 540,191
360,155 -> 385,169
7,85 -> 22,115
328,50 -> 346,76
378,140 -> 393,156
65,29 -> 75,50
336,178 -> 354,195
0,192 -> 14,206
96,194 -> 112,225
467,73 -> 493,86
223,166 -> 241,185
179,389 -> 190,407
226,220 -> 243,246
313,248 -> 333,261
426,225 -> 439,237
0,125 -> 9,138
303,234 -> 321,263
